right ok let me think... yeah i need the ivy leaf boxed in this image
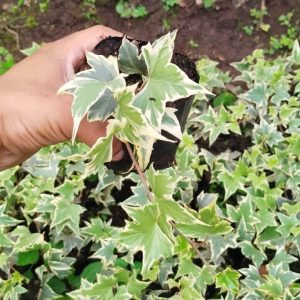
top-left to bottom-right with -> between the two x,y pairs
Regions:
122,184 -> 149,207
20,42 -> 41,56
161,107 -> 183,140
51,199 -> 85,235
118,37 -> 147,74
115,88 -> 169,148
0,272 -> 27,300
83,120 -> 123,174
176,201 -> 233,239
80,262 -> 103,283
276,212 -> 299,237
146,166 -> 178,201
81,218 -> 115,243
197,106 -> 241,146
176,257 -> 214,293
0,204 -> 21,227
127,273 -> 149,298
0,232 -> 12,247
45,249 -> 76,279
87,88 -> 117,122
58,53 -> 125,142
244,82 -> 268,107
239,241 -> 267,267
91,239 -> 116,266
86,134 -> 114,173
209,233 -> 237,261
215,267 -> 241,294
253,119 -> 284,147
16,249 -> 39,266
291,40 -> 300,65
118,204 -> 173,273
258,275 -> 284,298
69,275 -> 117,299
218,170 -> 244,200
133,31 -> 204,128
11,226 -> 46,252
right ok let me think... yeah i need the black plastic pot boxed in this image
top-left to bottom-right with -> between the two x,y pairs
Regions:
93,36 -> 199,171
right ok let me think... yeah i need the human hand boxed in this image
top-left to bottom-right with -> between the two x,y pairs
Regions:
0,25 -> 124,171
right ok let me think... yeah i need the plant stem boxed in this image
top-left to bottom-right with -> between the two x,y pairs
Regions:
125,143 -> 154,202
125,142 -> 214,274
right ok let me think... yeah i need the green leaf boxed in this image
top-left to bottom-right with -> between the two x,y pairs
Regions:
197,106 -> 241,145
20,42 -> 41,56
161,107 -> 183,140
240,241 -> 267,267
48,276 -> 67,294
51,199 -> 85,235
146,166 -> 177,201
133,31 -> 203,128
244,82 -> 268,107
118,37 -> 147,74
258,275 -> 284,298
69,276 -> 117,300
291,40 -> 300,65
215,267 -> 241,294
58,53 -> 125,142
115,88 -> 166,147
118,204 -> 173,273
122,184 -> 149,207
12,226 -> 46,252
176,257 -> 214,293
81,262 -> 103,282
0,232 -> 13,247
0,204 -> 21,227
81,218 -> 114,243
218,171 -> 243,200
85,134 -> 114,173
16,249 -> 40,266
176,201 -> 233,239
91,240 -> 116,266
213,91 -> 237,107
253,119 -> 284,147
127,273 -> 149,298
87,88 -> 117,122
46,250 -> 76,279
209,233 -> 237,261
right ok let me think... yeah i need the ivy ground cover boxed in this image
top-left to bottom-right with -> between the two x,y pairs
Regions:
0,36 -> 300,299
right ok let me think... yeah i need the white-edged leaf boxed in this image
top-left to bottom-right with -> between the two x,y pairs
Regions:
118,203 -> 173,273
161,107 -> 182,140
115,87 -> 171,148
118,37 -> 147,74
87,88 -> 117,122
133,31 -> 204,128
58,53 -> 125,142
291,40 -> 300,65
20,42 -> 41,56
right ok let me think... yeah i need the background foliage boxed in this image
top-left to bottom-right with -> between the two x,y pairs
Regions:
1,1 -> 300,299
0,33 -> 300,298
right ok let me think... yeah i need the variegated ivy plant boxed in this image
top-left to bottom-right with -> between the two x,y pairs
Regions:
59,31 -> 207,171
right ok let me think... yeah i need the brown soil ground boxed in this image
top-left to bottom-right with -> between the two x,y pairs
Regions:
1,0 -> 300,68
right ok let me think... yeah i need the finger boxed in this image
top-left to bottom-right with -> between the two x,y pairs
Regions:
55,95 -> 124,160
77,118 -> 124,161
56,25 -> 123,53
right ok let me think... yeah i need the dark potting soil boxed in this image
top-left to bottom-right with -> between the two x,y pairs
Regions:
93,36 -> 199,171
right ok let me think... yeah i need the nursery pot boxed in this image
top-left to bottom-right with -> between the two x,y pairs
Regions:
93,36 -> 199,171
